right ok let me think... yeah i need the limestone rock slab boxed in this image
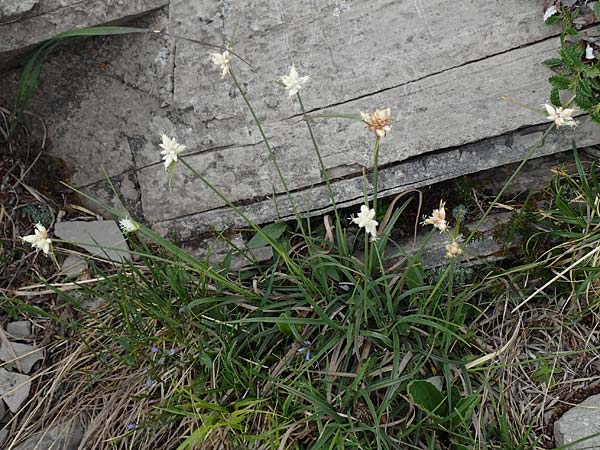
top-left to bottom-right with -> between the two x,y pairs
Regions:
0,8 -> 173,189
0,368 -> 31,413
54,220 -> 130,261
0,342 -> 44,374
7,321 -> 32,339
13,417 -> 83,450
139,36 -> 574,224
555,393 -> 600,449
171,0 -> 556,121
0,0 -> 169,67
154,117 -> 600,240
60,254 -> 87,278
0,0 -> 38,21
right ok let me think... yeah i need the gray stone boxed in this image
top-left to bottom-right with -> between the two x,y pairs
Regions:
425,376 -> 444,392
13,417 -> 83,450
0,342 -> 44,374
60,254 -> 87,278
0,399 -> 6,420
54,220 -> 130,262
80,297 -> 107,310
170,0 -> 557,124
3,0 -> 598,242
6,321 -> 32,339
0,429 -> 7,447
399,212 -> 514,269
141,34 -> 586,225
0,0 -> 169,67
154,118 -> 598,240
0,0 -> 38,21
0,368 -> 31,413
555,394 -> 600,449
0,8 -> 173,191
181,233 -> 273,270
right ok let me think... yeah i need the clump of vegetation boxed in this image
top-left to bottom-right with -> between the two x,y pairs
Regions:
544,1 -> 600,122
6,6 -> 600,450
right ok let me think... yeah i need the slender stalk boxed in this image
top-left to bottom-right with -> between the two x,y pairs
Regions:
372,136 -> 381,213
179,158 -> 294,269
229,70 -> 307,237
365,136 -> 381,276
464,123 -> 555,246
181,158 -> 341,323
297,94 -> 340,223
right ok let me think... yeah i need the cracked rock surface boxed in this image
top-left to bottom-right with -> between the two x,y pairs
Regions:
1,1 -> 600,241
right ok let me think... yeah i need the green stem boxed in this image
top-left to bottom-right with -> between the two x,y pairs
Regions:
297,94 -> 341,226
229,70 -> 306,237
372,136 -> 381,213
464,123 -> 555,246
179,159 -> 292,268
364,136 -> 381,276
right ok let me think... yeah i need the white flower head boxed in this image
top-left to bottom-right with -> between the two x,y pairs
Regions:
422,200 -> 449,233
586,44 -> 595,60
22,223 -> 52,255
543,5 -> 558,22
545,104 -> 578,128
209,49 -> 231,78
361,108 -> 392,138
280,66 -> 309,97
351,205 -> 378,238
119,217 -> 139,234
159,134 -> 186,170
445,240 -> 463,259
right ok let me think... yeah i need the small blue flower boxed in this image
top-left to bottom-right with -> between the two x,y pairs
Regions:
178,305 -> 188,313
157,357 -> 165,365
127,423 -> 137,430
297,340 -> 312,361
150,346 -> 159,353
145,378 -> 155,388
167,348 -> 176,356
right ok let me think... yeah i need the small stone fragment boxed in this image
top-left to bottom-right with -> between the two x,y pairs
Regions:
0,429 -> 8,447
80,297 -> 107,310
54,220 -> 131,262
6,321 -> 32,339
0,342 -> 44,374
0,368 -> 31,413
425,376 -> 444,392
554,393 -> 600,449
0,399 -> 6,420
13,417 -> 83,450
60,254 -> 88,278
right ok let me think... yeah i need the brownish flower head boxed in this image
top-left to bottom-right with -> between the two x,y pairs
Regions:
445,240 -> 463,259
361,107 -> 392,138
421,200 -> 448,233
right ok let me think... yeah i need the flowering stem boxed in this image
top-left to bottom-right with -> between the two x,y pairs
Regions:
179,158 -> 292,265
500,96 -> 547,115
180,160 -> 324,295
154,30 -> 255,70
297,94 -> 342,228
229,70 -> 307,237
372,136 -> 381,213
464,123 -> 555,246
49,248 -> 60,270
178,157 -> 340,324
